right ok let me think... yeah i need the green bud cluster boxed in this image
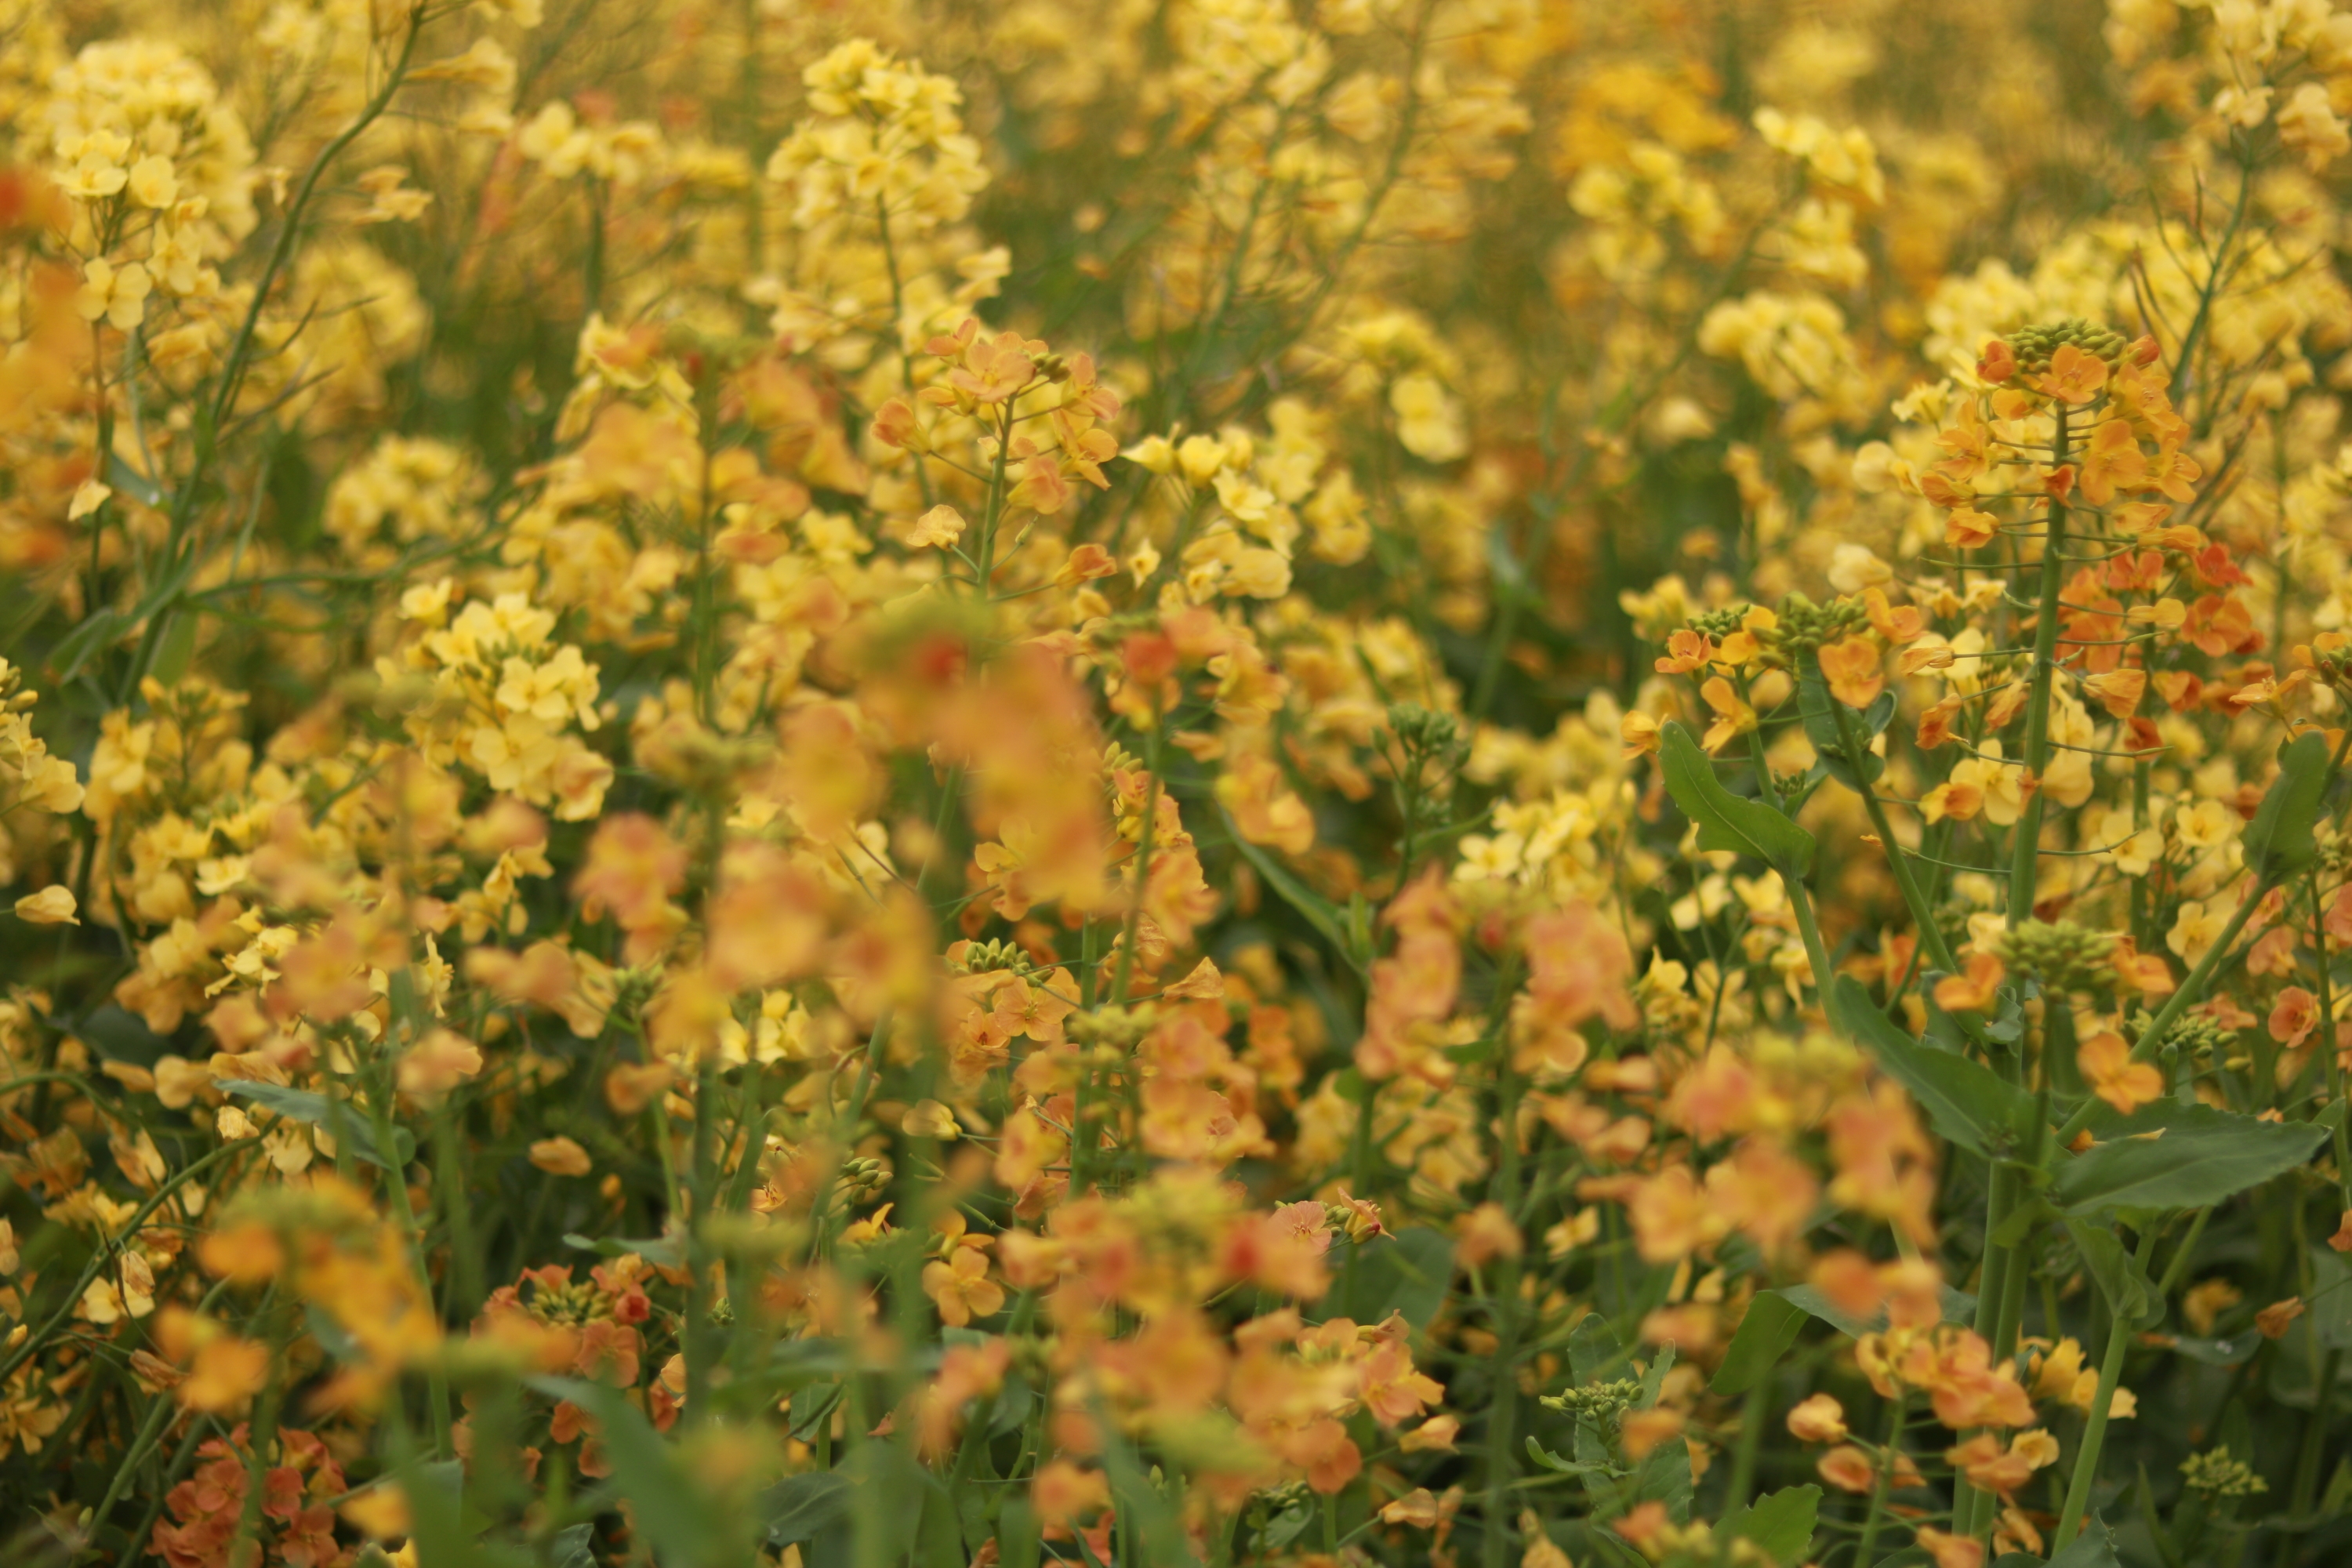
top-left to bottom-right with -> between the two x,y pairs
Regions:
1386,702 -> 1468,764
1758,592 -> 1868,659
2180,1449 -> 2268,1499
522,1274 -> 611,1327
2005,318 -> 2129,374
1994,920 -> 2114,993
835,1156 -> 890,1200
2129,1007 -> 2235,1067
1541,1376 -> 1643,1425
1686,604 -> 1752,639
956,938 -> 1031,975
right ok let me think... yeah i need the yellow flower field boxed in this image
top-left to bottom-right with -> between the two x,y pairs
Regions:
1,2 -> 2349,1566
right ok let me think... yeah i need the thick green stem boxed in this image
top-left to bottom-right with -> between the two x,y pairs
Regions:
2007,402 -> 2070,931
1785,874 -> 1835,1003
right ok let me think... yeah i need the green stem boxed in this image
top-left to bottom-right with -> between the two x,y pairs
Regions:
1852,1389 -> 1908,1568
1724,1377 -> 1769,1514
2007,402 -> 2070,931
2054,883 -> 2265,1145
2051,1225 -> 2161,1552
1827,695 -> 1961,976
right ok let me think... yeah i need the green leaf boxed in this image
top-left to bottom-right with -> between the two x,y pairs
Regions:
2242,730 -> 2332,882
1711,1290 -> 1807,1396
1218,806 -> 1369,974
2064,1218 -> 2160,1326
2154,1332 -> 2257,1366
2054,1102 -> 2326,1216
529,1375 -> 720,1566
550,1523 -> 596,1568
1716,1484 -> 1819,1565
1636,1342 -> 1677,1408
148,609 -> 198,687
1831,978 -> 2031,1158
216,1080 -> 415,1170
2310,1246 -> 2352,1349
2047,1514 -> 2123,1566
1774,1282 -> 1975,1340
1657,720 -> 1816,877
1630,1432 -> 1693,1524
564,1230 -> 688,1270
996,1498 -> 1043,1568
1347,1227 -> 1454,1329
48,607 -> 127,684
759,1472 -> 855,1546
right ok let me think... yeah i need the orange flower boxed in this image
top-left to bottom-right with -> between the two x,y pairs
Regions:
1699,675 -> 1756,753
922,1247 -> 1007,1327
2031,342 -> 2108,405
1818,635 -> 1885,709
1944,506 -> 2000,549
1933,951 -> 2005,1013
1817,1444 -> 1878,1493
2256,1298 -> 2307,1338
2269,986 -> 2319,1049
1787,1392 -> 1848,1443
1915,1526 -> 1985,1568
2080,667 -> 2145,719
2078,1030 -> 2163,1114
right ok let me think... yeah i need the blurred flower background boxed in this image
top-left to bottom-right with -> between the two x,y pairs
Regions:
2,1 -> 2350,1566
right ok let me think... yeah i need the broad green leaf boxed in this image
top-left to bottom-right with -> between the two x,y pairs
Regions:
2046,1514 -> 2123,1566
2310,1246 -> 2352,1349
2054,1102 -> 2326,1216
550,1523 -> 596,1568
1218,807 -> 1369,975
1567,1312 -> 1632,1385
1831,978 -> 2030,1158
217,1080 -> 415,1170
1346,1227 -> 1454,1329
2154,1332 -> 2257,1366
1636,1342 -> 1677,1408
1710,1290 -> 1806,1396
997,1498 -> 1043,1568
1657,721 -> 1816,877
1629,1432 -> 1693,1524
1716,1484 -> 1819,1564
2064,1218 -> 2160,1326
759,1472 -> 855,1546
564,1230 -> 688,1270
2242,729 -> 2331,883
529,1376 -> 720,1566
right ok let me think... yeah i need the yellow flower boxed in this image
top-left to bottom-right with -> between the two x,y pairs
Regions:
13,886 -> 78,925
75,257 -> 153,330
